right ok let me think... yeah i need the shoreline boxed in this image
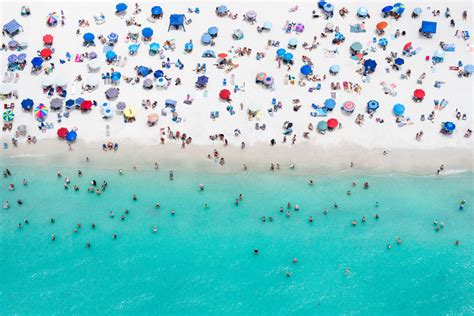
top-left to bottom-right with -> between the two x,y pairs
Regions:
2,139 -> 473,176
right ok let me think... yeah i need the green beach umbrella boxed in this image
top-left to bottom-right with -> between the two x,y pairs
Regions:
317,120 -> 328,132
2,110 -> 14,121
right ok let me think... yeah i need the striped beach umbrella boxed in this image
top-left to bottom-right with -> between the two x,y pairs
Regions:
342,101 -> 356,113
34,104 -> 49,119
2,110 -> 14,121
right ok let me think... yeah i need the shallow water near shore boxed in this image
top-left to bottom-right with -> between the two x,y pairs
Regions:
1,161 -> 473,314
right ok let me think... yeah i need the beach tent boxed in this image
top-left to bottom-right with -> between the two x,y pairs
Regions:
420,21 -> 437,37
393,103 -> 405,116
3,19 -> 23,37
21,98 -> 34,111
324,98 -> 336,110
300,65 -> 312,76
116,3 -> 128,13
327,118 -> 338,129
169,14 -> 186,31
219,89 -> 231,100
142,27 -> 153,39
43,34 -> 54,45
66,130 -> 77,142
151,6 -> 163,18
57,127 -> 68,138
367,100 -> 379,112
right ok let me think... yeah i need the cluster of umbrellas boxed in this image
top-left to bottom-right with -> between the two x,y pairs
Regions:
317,118 -> 339,133
276,48 -> 293,62
57,127 -> 77,141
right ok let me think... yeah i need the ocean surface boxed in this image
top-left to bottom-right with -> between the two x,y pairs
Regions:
1,161 -> 473,315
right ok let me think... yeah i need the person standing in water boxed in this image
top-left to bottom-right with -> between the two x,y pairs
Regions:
169,170 -> 174,180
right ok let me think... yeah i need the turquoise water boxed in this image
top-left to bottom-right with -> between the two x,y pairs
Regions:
1,162 -> 473,314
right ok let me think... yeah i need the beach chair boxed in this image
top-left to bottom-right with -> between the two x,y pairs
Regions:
310,108 -> 328,117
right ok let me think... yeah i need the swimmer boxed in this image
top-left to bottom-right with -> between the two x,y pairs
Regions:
387,244 -> 392,249
78,170 -> 82,176
204,203 -> 208,209
347,190 -> 351,195
96,189 -> 101,195
243,164 -> 248,171
64,183 -> 69,190
261,216 -> 266,222
109,211 -> 114,218
3,201 -> 9,209
375,201 -> 379,208
323,208 -> 328,215
65,178 -> 70,184
155,203 -> 160,208
121,215 -> 125,221
235,198 -> 239,205
286,211 -> 291,217
309,180 -> 314,186
17,199 -> 23,205
334,202 -> 338,208
455,240 -> 460,245
125,209 -> 129,214
375,213 -> 379,219
153,226 -> 158,233
73,228 -> 78,233
18,223 -> 22,229
86,242 -> 91,248
434,219 -> 438,226
51,233 -> 55,241
289,164 -> 295,169
91,180 -> 97,186
9,183 -> 15,191
50,218 -> 55,223
169,170 -> 174,180
352,182 -> 356,187
22,179 -> 28,185
171,209 -> 175,215
362,216 -> 366,222
57,171 -> 62,177
287,202 -> 291,209
440,222 -> 444,228
199,184 -> 204,191
293,258 -> 298,263
119,169 -> 123,175
279,207 -> 284,213
352,220 -> 357,226
397,237 -> 402,244
24,219 -> 29,224
294,205 -> 299,211
364,182 -> 369,189
254,249 -> 259,254
286,272 -> 292,277
239,194 -> 243,201
74,185 -> 79,191
133,194 -> 137,201
309,216 -> 313,223
113,233 -> 117,239
91,223 -> 96,229
154,162 -> 159,170
269,216 -> 273,222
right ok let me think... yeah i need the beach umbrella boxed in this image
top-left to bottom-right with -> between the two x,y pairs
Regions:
219,89 -> 231,100
323,3 -> 334,12
288,38 -> 298,47
442,121 -> 456,132
217,53 -> 228,59
433,50 -> 445,58
317,120 -> 328,132
83,32 -> 95,43
123,106 -> 136,118
149,42 -> 160,51
283,52 -> 293,61
153,70 -> 164,78
75,97 -> 84,105
8,54 -> 17,63
276,48 -> 286,57
65,99 -> 75,109
300,65 -> 313,76
217,5 -> 227,15
142,27 -> 153,38
367,100 -> 379,111
116,102 -> 126,111
81,100 -> 93,110
2,110 -> 14,122
147,113 -> 159,123
381,5 -> 393,13
263,76 -> 274,86
88,52 -> 97,59
43,34 -> 53,44
393,103 -> 405,116
413,8 -> 422,15
393,3 -> 406,15
66,130 -> 77,142
137,66 -> 151,77
40,48 -> 52,59
364,59 -> 377,71
327,118 -> 339,129
50,98 -> 63,110
245,10 -> 257,20
263,21 -> 272,30
143,78 -> 153,89
357,7 -> 368,17
342,101 -> 356,113
350,42 -> 362,52
201,33 -> 212,44
156,77 -> 166,87
202,50 -> 216,58
46,13 -> 58,26
403,42 -> 412,51
329,64 -> 340,74
34,104 -> 49,119
8,40 -> 18,49
17,53 -> 27,63
394,57 -> 404,65
105,87 -> 119,99
111,71 -> 121,81
376,21 -> 388,30
256,72 -> 266,81
295,23 -> 304,33
21,98 -> 34,110
116,3 -> 127,12
105,50 -> 117,61
108,32 -> 118,42
88,58 -> 101,70
378,38 -> 388,47
334,32 -> 344,41
464,64 -> 474,74
151,6 -> 163,16
103,108 -> 113,118
324,98 -> 336,110
413,89 -> 425,99
41,76 -> 53,87
208,26 -> 218,37
128,44 -> 140,53
197,75 -> 209,84
57,127 -> 68,138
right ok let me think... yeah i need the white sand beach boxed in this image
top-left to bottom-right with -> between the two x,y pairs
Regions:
1,0 -> 473,173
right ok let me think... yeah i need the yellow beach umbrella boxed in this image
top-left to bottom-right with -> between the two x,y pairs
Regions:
123,106 -> 136,118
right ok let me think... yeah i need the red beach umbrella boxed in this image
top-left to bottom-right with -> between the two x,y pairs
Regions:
413,89 -> 425,99
80,100 -> 93,110
57,127 -> 68,138
219,89 -> 231,100
403,42 -> 412,51
218,53 -> 228,58
40,48 -> 52,59
43,34 -> 54,45
327,118 -> 339,129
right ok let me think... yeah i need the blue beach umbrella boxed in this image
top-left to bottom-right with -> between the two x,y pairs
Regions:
329,64 -> 340,73
208,26 -> 218,37
367,100 -> 379,111
108,32 -> 118,42
263,21 -> 272,30
323,3 -> 334,12
153,70 -> 164,78
197,75 -> 209,84
142,27 -> 153,38
288,38 -> 298,47
8,54 -> 17,63
65,99 -> 75,109
151,6 -> 163,15
324,98 -> 336,109
433,50 -> 445,58
393,103 -> 405,116
105,50 -> 117,60
283,52 -> 293,61
31,57 -> 43,67
137,66 -> 151,77
379,38 -> 388,46
201,33 -> 212,44
357,7 -> 368,17
184,42 -> 193,51
111,71 -> 121,81
128,44 -> 140,52
116,3 -> 127,12
382,5 -> 393,13
300,65 -> 313,75
75,97 -> 84,105
464,64 -> 474,74
443,121 -> 456,132
21,98 -> 34,110
394,57 -> 404,65
364,59 -> 377,71
276,48 -> 286,57
17,53 -> 27,63
413,8 -> 422,15
334,32 -> 344,40
149,42 -> 160,51
83,32 -> 95,42
66,130 -> 77,142
217,5 -> 227,15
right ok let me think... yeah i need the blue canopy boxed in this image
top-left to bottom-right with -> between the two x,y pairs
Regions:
21,98 -> 34,110
3,19 -> 22,35
66,130 -> 77,142
128,44 -> 139,52
201,33 -> 212,44
421,21 -> 437,34
324,98 -> 336,109
329,64 -> 340,73
276,48 -> 286,57
17,53 -> 27,62
464,64 -> 474,74
105,50 -> 117,60
208,26 -> 218,36
142,27 -> 153,38
151,6 -> 163,15
149,42 -> 160,51
323,3 -> 334,12
8,54 -> 17,63
153,70 -> 164,78
379,38 -> 388,46
283,53 -> 293,61
381,5 -> 393,13
65,99 -> 75,108
75,97 -> 84,105
108,32 -> 118,41
31,57 -> 43,67
217,5 -> 227,14
300,65 -> 312,75
197,75 -> 209,84
443,121 -> 456,132
367,100 -> 379,111
392,3 -> 405,15
169,14 -> 185,31
364,59 -> 377,71
394,58 -> 404,65
137,66 -> 152,77
357,7 -> 368,17
83,33 -> 95,42
111,71 -> 121,81
393,104 -> 405,116
116,3 -> 127,12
